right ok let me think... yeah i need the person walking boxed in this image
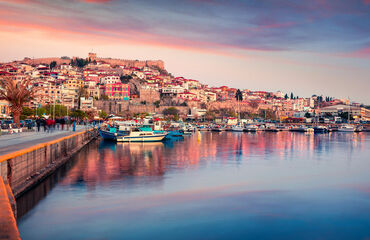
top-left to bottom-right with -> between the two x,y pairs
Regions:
46,118 -> 52,133
56,118 -> 60,130
36,117 -> 41,132
61,117 -> 65,131
73,119 -> 76,132
42,118 -> 47,132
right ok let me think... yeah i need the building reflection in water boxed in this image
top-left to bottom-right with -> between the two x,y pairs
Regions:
16,131 -> 366,219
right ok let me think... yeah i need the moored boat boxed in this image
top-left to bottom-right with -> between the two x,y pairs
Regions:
231,125 -> 244,132
211,125 -> 224,132
338,124 -> 355,132
313,126 -> 329,133
99,124 -> 129,141
354,125 -> 363,132
117,130 -> 167,142
244,125 -> 258,132
264,124 -> 279,132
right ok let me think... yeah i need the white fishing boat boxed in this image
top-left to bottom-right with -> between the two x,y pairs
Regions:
290,125 -> 309,132
244,125 -> 258,132
231,124 -> 244,132
264,124 -> 279,132
116,129 -> 167,142
338,124 -> 355,132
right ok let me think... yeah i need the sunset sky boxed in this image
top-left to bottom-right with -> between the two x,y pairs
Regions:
0,0 -> 369,103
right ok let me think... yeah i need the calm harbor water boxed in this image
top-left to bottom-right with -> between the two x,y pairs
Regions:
17,131 -> 370,240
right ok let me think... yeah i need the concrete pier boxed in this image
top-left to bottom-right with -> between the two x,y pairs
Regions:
0,127 -> 98,239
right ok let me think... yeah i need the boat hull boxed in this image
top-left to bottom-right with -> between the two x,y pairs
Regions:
165,131 -> 184,139
99,129 -> 117,141
117,134 -> 167,142
338,129 -> 354,132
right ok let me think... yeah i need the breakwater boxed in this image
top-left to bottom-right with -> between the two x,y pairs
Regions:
0,128 -> 98,239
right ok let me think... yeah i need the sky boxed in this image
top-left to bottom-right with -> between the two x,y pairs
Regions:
0,0 -> 369,103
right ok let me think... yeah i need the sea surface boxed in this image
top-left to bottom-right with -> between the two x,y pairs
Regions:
17,131 -> 370,240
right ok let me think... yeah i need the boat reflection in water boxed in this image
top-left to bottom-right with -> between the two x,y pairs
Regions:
17,132 -> 370,240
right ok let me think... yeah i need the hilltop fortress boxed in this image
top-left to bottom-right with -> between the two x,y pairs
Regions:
20,53 -> 165,69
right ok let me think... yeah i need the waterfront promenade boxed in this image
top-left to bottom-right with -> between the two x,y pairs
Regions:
0,126 -> 89,156
0,125 -> 98,240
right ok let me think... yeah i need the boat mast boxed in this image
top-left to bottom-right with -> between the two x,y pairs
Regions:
348,97 -> 350,123
150,87 -> 153,117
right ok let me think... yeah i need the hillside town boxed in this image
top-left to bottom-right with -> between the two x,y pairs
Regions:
0,53 -> 369,126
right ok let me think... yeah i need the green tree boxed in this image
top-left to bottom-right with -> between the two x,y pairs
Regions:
304,112 -> 311,118
36,107 -> 47,116
43,104 -> 68,117
99,110 -> 108,119
290,92 -> 294,99
0,75 -> 35,127
154,100 -> 160,108
120,75 -> 132,83
163,107 -> 179,119
70,109 -> 85,119
22,107 -> 34,116
71,58 -> 89,68
235,89 -> 243,101
50,61 -> 57,69
284,94 -> 288,99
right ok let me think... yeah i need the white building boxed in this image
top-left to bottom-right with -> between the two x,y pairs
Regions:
100,75 -> 120,84
80,97 -> 95,110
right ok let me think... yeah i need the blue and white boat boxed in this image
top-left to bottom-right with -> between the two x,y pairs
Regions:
99,128 -> 118,140
99,124 -> 130,141
164,130 -> 184,139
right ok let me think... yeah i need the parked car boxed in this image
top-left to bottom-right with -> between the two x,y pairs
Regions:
1,120 -> 14,129
25,119 -> 35,128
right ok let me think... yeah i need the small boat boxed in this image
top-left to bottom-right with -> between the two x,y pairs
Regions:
313,126 -> 329,133
231,125 -> 244,132
354,126 -> 363,132
338,124 -> 355,132
211,125 -> 224,132
185,124 -> 197,132
117,130 -> 167,142
198,125 -> 209,131
276,125 -> 290,131
99,125 -> 129,141
290,125 -> 309,132
165,130 -> 184,139
244,125 -> 258,132
265,124 -> 279,132
99,128 -> 118,140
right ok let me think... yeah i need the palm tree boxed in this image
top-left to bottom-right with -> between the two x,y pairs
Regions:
0,75 -> 35,127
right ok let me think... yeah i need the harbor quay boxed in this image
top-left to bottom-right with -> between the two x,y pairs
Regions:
0,126 -> 98,239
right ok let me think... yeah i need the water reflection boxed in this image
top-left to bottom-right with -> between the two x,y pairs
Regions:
16,132 -> 370,240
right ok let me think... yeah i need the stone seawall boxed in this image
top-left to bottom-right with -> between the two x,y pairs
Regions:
0,178 -> 20,240
0,128 -> 98,239
0,128 -> 98,198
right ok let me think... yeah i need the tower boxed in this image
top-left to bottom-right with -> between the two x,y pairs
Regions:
88,52 -> 97,61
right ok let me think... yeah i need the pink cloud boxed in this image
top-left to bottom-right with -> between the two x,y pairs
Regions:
342,47 -> 370,58
364,0 -> 370,5
0,8 -> 272,59
80,0 -> 111,3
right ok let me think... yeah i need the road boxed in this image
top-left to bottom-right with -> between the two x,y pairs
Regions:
0,125 -> 91,156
